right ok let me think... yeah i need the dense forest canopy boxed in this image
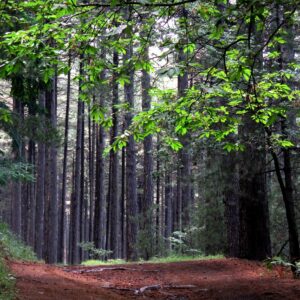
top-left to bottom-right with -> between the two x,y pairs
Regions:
0,0 -> 300,275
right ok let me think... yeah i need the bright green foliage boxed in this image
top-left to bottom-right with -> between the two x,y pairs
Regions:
1,0 -> 298,154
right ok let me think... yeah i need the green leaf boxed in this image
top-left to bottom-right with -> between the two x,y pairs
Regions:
183,43 -> 196,54
164,137 -> 183,151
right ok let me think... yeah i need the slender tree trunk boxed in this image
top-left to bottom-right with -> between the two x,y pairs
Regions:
27,138 -> 36,248
80,103 -> 85,261
156,140 -> 160,250
11,76 -> 24,238
121,132 -> 126,258
58,55 -> 71,263
35,89 -> 46,259
177,10 -> 192,228
47,74 -> 58,264
70,59 -> 84,264
124,28 -> 138,260
140,43 -> 154,260
94,62 -> 107,250
43,76 -> 58,264
276,2 -> 300,270
88,102 -> 95,243
108,51 -> 120,258
164,169 -> 172,252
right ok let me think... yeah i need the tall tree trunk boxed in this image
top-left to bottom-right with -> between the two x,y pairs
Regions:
70,59 -> 84,264
124,25 -> 138,260
108,51 -> 120,258
58,55 -> 71,263
276,2 -> 300,269
94,95 -> 106,250
164,168 -> 172,252
47,74 -> 58,264
223,152 -> 240,257
177,8 -> 192,228
238,119 -> 271,260
121,127 -> 126,258
88,102 -> 95,243
94,52 -> 107,253
141,43 -> 154,260
27,138 -> 36,248
80,102 -> 85,261
11,76 -> 24,238
35,89 -> 46,259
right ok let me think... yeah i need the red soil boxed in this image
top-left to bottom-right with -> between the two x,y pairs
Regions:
9,258 -> 300,299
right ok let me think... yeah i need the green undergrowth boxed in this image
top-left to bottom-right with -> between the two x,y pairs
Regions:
81,254 -> 224,266
0,256 -> 15,300
0,222 -> 37,300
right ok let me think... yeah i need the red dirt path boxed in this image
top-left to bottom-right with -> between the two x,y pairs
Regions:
9,258 -> 300,299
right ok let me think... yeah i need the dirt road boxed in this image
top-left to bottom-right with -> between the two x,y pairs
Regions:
10,258 -> 300,299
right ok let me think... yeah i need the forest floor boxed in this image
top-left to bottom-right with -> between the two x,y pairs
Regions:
9,258 -> 300,300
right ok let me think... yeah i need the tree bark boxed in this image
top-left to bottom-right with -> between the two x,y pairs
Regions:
93,54 -> 107,251
58,55 -> 71,263
141,43 -> 154,260
70,59 -> 84,264
35,89 -> 46,259
108,51 -> 120,258
124,29 -> 138,260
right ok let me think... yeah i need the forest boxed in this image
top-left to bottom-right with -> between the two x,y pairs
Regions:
1,0 -> 300,299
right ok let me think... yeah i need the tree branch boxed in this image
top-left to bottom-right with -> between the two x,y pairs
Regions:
72,0 -> 198,8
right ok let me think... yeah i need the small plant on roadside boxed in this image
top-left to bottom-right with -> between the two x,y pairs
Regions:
0,222 -> 37,300
0,223 -> 37,261
168,231 -> 188,254
78,242 -> 112,260
264,256 -> 299,278
264,256 -> 293,269
167,228 -> 204,257
0,256 -> 15,300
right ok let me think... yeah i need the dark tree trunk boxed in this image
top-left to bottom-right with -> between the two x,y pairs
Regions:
35,89 -> 46,259
275,3 -> 300,270
47,74 -> 58,264
223,152 -> 240,257
283,146 -> 300,265
88,102 -> 95,243
27,138 -> 36,248
70,60 -> 84,264
267,125 -> 300,272
108,51 -> 120,258
156,140 -> 160,249
121,129 -> 126,258
80,102 -> 85,261
11,76 -> 24,238
141,44 -> 154,260
238,120 -> 271,260
177,11 -> 192,228
124,32 -> 138,261
93,58 -> 107,251
164,170 -> 172,251
58,55 -> 71,263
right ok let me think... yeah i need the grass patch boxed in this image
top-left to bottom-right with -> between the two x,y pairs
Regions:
0,223 -> 37,261
82,259 -> 126,266
147,254 -> 224,264
81,254 -> 224,266
0,222 -> 37,300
